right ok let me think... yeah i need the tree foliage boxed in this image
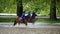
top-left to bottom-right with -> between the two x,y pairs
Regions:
22,0 -> 50,16
0,0 -> 60,16
0,0 -> 17,13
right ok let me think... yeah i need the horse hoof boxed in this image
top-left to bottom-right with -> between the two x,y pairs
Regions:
25,24 -> 27,26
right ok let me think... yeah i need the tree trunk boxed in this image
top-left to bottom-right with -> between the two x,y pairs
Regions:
17,0 -> 23,17
50,0 -> 57,20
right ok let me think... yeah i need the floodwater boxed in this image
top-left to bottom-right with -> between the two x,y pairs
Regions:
0,22 -> 60,34
0,22 -> 60,28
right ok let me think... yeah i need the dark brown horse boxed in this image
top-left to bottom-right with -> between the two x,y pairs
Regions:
13,16 -> 28,26
13,12 -> 37,26
27,12 -> 37,23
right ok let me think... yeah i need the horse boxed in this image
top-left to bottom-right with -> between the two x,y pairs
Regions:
30,13 -> 37,23
13,12 -> 37,26
13,16 -> 28,26
27,12 -> 37,24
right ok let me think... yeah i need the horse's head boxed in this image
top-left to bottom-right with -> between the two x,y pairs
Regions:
31,13 -> 37,19
32,12 -> 37,16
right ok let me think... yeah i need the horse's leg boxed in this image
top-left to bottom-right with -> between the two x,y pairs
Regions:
30,19 -> 35,24
15,19 -> 20,26
32,19 -> 35,24
13,20 -> 17,26
18,20 -> 20,25
24,20 -> 27,26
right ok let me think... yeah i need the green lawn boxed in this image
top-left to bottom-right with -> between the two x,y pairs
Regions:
0,18 -> 15,22
0,18 -> 60,23
36,18 -> 60,23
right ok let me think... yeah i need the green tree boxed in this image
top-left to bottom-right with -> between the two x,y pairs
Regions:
17,0 -> 23,17
50,0 -> 57,20
0,0 -> 16,13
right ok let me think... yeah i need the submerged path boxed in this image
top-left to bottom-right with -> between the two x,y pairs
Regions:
0,22 -> 60,34
0,22 -> 60,28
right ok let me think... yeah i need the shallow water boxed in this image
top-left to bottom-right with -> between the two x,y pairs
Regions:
0,22 -> 60,28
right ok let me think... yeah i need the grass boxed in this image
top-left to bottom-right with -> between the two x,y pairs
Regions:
0,18 -> 60,23
0,18 -> 15,22
36,18 -> 60,23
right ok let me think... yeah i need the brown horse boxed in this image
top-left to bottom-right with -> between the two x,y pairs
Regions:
27,12 -> 37,23
13,12 -> 37,26
13,17 -> 28,26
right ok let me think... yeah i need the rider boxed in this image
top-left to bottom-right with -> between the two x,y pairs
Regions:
21,11 -> 26,21
30,12 -> 37,23
32,12 -> 37,19
27,12 -> 31,22
27,12 -> 31,18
